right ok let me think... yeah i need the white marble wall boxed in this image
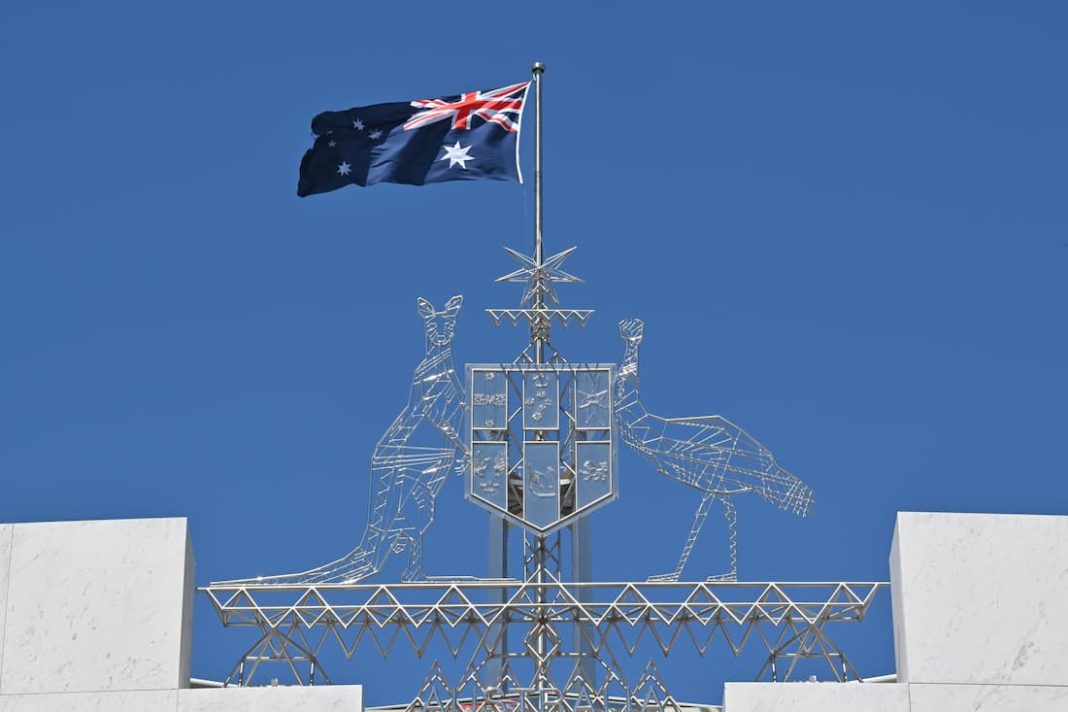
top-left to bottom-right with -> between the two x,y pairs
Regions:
0,526 -> 12,686
0,518 -> 194,695
178,685 -> 364,711
0,687 -> 364,712
888,530 -> 909,683
891,512 -> 1068,686
723,682 -> 909,712
0,690 -> 178,712
909,683 -> 1068,712
0,517 -> 365,712
726,682 -> 1068,712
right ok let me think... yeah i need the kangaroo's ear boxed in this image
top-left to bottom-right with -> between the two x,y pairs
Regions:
445,294 -> 463,315
417,297 -> 435,319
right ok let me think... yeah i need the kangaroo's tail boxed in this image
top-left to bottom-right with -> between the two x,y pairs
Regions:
211,546 -> 378,586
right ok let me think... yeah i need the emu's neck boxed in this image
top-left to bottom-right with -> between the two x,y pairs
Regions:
616,340 -> 646,421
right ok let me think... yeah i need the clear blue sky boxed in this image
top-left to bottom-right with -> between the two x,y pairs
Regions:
1,0 -> 1065,703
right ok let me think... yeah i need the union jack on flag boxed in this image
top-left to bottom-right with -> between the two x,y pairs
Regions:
404,82 -> 530,132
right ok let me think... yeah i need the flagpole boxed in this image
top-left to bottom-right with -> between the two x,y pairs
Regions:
533,62 -> 544,273
532,61 -> 545,364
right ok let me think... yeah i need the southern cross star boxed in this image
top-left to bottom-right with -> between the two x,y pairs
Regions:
328,140 -> 336,148
352,118 -> 365,131
369,128 -> 383,140
440,141 -> 474,169
337,162 -> 352,176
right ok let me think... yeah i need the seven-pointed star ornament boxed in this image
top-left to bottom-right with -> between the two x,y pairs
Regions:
337,162 -> 352,176
496,245 -> 583,306
440,141 -> 474,169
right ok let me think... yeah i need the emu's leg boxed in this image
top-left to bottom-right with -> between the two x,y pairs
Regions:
706,495 -> 738,582
648,492 -> 715,582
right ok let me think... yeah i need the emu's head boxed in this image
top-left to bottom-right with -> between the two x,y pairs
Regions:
418,295 -> 463,347
619,318 -> 644,345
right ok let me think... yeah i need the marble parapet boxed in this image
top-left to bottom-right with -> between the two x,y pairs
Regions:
178,685 -> 364,711
0,517 -> 194,695
909,683 -> 1068,712
723,682 -> 909,712
0,686 -> 364,712
0,690 -> 178,712
891,511 -> 1068,686
0,526 -> 12,685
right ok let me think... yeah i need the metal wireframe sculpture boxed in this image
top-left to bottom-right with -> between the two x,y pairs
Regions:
219,296 -> 467,585
199,67 -> 892,707
615,318 -> 814,582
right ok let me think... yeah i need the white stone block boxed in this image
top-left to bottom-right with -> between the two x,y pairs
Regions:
909,683 -> 1068,712
0,690 -> 178,712
0,526 -> 12,684
891,512 -> 1068,686
888,527 -> 908,682
0,518 -> 194,695
178,685 -> 364,711
723,682 -> 909,712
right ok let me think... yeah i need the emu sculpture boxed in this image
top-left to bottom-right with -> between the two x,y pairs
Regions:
615,319 -> 813,581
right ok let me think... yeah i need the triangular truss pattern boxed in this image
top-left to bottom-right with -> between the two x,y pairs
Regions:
201,579 -> 887,697
486,308 -> 595,329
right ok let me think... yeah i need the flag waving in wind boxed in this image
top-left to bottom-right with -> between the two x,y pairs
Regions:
297,81 -> 530,197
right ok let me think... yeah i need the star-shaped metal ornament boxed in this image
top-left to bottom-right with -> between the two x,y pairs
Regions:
496,246 -> 583,307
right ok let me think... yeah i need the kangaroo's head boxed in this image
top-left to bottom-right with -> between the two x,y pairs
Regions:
417,295 -> 463,347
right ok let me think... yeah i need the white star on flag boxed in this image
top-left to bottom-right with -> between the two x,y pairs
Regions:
352,118 -> 365,131
440,141 -> 474,169
337,162 -> 352,176
369,128 -> 383,140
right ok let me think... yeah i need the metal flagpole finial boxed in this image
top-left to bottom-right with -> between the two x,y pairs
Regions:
532,61 -> 545,74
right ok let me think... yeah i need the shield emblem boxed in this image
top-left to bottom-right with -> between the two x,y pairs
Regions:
466,364 -> 618,535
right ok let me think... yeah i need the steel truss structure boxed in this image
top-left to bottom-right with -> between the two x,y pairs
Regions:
201,578 -> 887,705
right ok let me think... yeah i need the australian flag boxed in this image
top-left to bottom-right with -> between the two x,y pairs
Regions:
297,81 -> 530,197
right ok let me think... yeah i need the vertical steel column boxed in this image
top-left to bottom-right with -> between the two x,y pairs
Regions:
485,513 -> 509,687
530,60 -> 550,685
570,518 -> 596,685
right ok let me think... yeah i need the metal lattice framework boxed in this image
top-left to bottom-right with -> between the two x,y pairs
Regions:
201,578 -> 887,698
614,319 -> 814,583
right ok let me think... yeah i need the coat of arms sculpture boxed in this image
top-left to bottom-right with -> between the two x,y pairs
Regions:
202,64 -> 890,710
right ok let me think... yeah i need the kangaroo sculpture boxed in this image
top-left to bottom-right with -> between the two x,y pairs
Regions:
615,318 -> 814,582
226,296 -> 466,585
